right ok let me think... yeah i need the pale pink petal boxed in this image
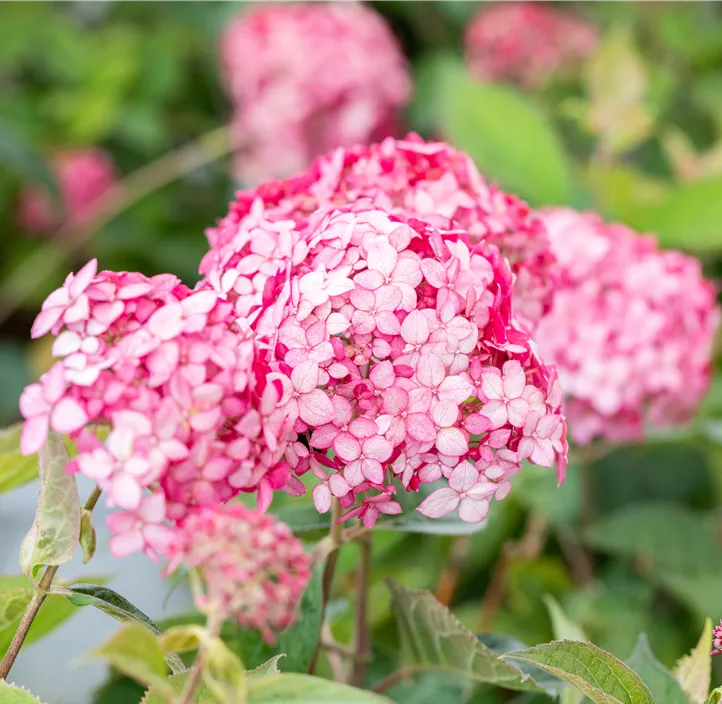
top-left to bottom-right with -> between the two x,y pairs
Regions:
370,361 -> 396,389
466,482 -> 499,501
359,458 -> 384,484
530,439 -> 555,467
400,310 -> 430,344
438,375 -> 475,404
69,259 -> 98,298
375,310 -> 401,335
328,474 -> 352,496
383,387 -> 409,415
464,413 -> 492,435
417,488 -> 460,519
344,460 -> 364,487
52,331 -> 82,357
31,307 -> 64,339
310,424 -> 338,449
50,397 -> 89,434
406,413 -> 436,442
367,242 -> 398,278
480,370 -> 503,400
298,388 -> 334,426
392,257 -> 423,287
436,427 -> 468,456
420,259 -> 446,288
147,304 -> 184,341
351,309 -> 376,335
458,497 -> 489,523
432,401 -> 459,428
137,494 -> 167,522
112,473 -> 142,510
20,416 -> 49,455
353,269 -> 384,291
290,360 -> 320,394
349,287 -> 375,311
109,530 -> 144,557
480,400 -> 508,429
181,290 -> 217,316
43,364 -> 67,403
349,417 -> 378,439
501,361 -> 526,398
312,483 -> 332,514
362,436 -> 393,462
506,398 -> 530,428
333,434 -> 361,461
448,462 -> 479,492
536,414 -> 562,439
19,384 -> 48,418
374,284 -> 402,312
417,353 -> 445,388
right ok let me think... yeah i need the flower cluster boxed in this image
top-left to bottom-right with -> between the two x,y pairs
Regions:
203,157 -> 568,526
167,503 -> 310,643
535,208 -> 720,445
204,134 -> 557,330
20,259 -> 294,556
465,2 -> 598,89
220,2 -> 411,183
19,136 -> 567,564
17,148 -> 116,236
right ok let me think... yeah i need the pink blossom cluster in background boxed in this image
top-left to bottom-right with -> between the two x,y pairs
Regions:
166,503 -> 310,642
712,621 -> 722,656
465,2 -> 598,89
17,148 -> 116,236
535,208 -> 720,446
219,2 -> 411,184
205,134 -> 557,331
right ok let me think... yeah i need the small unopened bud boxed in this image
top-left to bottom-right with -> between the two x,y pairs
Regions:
79,509 -> 97,564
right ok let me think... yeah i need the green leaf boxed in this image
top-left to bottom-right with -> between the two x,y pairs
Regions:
0,575 -> 106,657
0,425 -> 39,495
674,618 -> 712,704
140,671 -> 216,704
159,624 -> 205,654
0,681 -> 47,704
247,674 -> 393,703
543,596 -> 586,704
79,509 -> 97,564
0,587 -> 32,632
626,634 -> 689,704
503,640 -> 654,704
19,432 -> 80,583
225,565 -> 323,673
247,655 -> 285,680
583,503 -> 722,575
625,175 -> 722,252
90,622 -> 173,698
710,687 -> 722,704
387,580 -> 559,695
0,117 -> 58,197
203,637 -> 247,704
437,59 -> 571,206
67,584 -> 164,635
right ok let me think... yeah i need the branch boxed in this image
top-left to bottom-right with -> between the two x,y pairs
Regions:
372,665 -> 429,694
0,486 -> 102,680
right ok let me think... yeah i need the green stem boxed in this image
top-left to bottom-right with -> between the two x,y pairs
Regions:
177,612 -> 222,704
372,665 -> 428,694
0,486 -> 103,680
350,533 -> 372,687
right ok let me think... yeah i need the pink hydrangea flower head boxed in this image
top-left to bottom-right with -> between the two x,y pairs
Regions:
166,503 -> 311,643
465,2 -> 598,89
204,187 -> 567,525
536,207 -> 720,445
220,2 -> 411,182
203,134 -> 558,330
18,149 -> 117,236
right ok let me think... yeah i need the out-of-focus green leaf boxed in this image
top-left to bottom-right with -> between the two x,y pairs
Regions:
503,640 -> 654,704
0,118 -> 58,197
438,59 -> 571,206
247,674 -> 393,703
584,503 -> 722,575
0,681 -> 47,704
246,655 -> 284,680
20,432 -> 80,583
674,618 -> 712,704
203,637 -> 247,704
710,688 -> 722,704
140,671 -> 216,704
544,596 -> 586,643
387,580 -> 559,695
512,464 -> 580,529
626,634 -> 689,704
0,425 -> 38,494
584,27 -> 653,156
625,174 -> 722,252
90,623 -> 172,698
79,509 -> 97,564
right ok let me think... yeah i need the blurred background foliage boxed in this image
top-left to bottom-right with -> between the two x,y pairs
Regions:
2,2 -> 722,702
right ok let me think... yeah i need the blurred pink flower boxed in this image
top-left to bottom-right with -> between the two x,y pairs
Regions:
220,2 -> 411,182
536,208 -> 720,445
712,621 -> 722,656
465,2 -> 598,89
167,503 -> 310,643
18,148 -> 117,236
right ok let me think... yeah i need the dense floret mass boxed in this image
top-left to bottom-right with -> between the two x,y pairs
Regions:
465,2 -> 598,89
535,207 -> 719,445
220,2 -> 411,182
